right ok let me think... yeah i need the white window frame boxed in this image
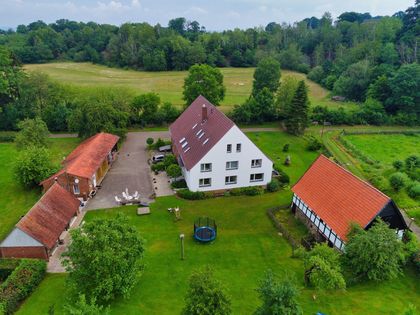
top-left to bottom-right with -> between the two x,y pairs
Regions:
250,173 -> 264,182
226,161 -> 238,170
251,159 -> 262,168
73,183 -> 80,194
225,175 -> 237,185
227,144 -> 232,153
236,143 -> 241,152
200,163 -> 212,172
199,178 -> 211,187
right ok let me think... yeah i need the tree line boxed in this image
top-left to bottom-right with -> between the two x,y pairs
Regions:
0,2 -> 418,92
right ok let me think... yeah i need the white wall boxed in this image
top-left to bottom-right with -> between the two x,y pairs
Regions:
184,126 -> 273,192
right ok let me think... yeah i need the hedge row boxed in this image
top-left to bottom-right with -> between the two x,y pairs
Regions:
0,260 -> 20,283
176,185 -> 265,200
338,134 -> 378,166
0,259 -> 46,315
0,132 -> 16,143
343,130 -> 420,136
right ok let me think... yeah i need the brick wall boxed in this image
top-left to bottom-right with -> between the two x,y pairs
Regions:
42,174 -> 90,200
0,246 -> 49,260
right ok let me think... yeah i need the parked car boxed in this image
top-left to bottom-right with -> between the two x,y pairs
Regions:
152,154 -> 165,164
158,144 -> 172,152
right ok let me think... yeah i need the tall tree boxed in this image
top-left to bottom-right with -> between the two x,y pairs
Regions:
344,219 -> 404,282
252,57 -> 281,96
284,80 -> 310,135
14,117 -> 50,150
183,64 -> 225,106
62,214 -> 145,303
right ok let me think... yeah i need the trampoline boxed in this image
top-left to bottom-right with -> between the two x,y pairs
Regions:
194,217 -> 217,242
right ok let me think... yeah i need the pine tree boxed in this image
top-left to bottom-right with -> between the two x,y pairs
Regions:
284,80 -> 309,135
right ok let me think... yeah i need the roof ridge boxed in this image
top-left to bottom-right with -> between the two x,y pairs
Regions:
319,154 -> 391,201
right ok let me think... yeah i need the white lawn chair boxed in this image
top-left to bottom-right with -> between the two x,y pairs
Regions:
115,196 -> 122,204
125,188 -> 129,196
122,191 -> 128,199
133,191 -> 139,200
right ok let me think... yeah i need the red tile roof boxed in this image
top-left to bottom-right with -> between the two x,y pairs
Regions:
42,133 -> 119,183
16,183 -> 80,249
169,95 -> 234,170
292,155 -> 390,241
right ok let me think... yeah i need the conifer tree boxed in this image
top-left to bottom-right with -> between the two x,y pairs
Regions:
284,80 -> 309,135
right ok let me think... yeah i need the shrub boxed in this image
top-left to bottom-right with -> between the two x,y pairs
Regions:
0,259 -> 46,314
177,189 -> 206,200
151,162 -> 165,173
405,155 -> 420,172
230,186 -> 264,196
163,154 -> 177,168
407,182 -> 420,199
274,165 -> 290,186
166,164 -> 182,179
267,180 -> 280,192
306,136 -> 322,151
393,160 -> 404,171
146,137 -> 154,146
389,172 -> 408,191
155,138 -> 165,149
0,132 -> 16,142
171,179 -> 187,189
282,144 -> 290,152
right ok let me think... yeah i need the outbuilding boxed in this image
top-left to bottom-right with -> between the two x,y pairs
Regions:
291,155 -> 408,251
41,132 -> 119,200
0,183 -> 80,260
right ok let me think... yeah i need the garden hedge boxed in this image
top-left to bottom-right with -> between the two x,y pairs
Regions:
0,259 -> 46,314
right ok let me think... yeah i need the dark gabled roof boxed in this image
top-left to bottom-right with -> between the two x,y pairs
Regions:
169,95 -> 234,170
41,132 -> 119,183
16,183 -> 80,249
292,155 -> 391,241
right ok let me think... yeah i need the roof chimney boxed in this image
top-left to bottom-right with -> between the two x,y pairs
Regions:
202,104 -> 208,122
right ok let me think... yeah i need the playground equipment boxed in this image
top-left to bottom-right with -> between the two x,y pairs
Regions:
194,217 -> 217,242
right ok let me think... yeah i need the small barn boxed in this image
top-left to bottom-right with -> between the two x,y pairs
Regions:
41,132 -> 119,200
0,183 -> 80,260
291,155 -> 408,251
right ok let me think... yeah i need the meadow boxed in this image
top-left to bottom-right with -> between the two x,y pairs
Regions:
0,138 -> 80,241
17,196 -> 420,315
24,62 -> 358,112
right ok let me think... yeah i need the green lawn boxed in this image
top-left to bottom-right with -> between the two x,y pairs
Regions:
17,195 -> 420,315
0,138 -> 80,241
24,62 -> 357,112
246,131 -> 319,184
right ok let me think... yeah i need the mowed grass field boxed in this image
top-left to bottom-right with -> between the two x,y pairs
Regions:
17,196 -> 420,315
0,138 -> 80,241
24,62 -> 358,112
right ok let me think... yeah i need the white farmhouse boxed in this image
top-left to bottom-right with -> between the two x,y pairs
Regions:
170,95 -> 272,192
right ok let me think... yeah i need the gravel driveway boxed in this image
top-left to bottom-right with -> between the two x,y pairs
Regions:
85,131 -> 169,210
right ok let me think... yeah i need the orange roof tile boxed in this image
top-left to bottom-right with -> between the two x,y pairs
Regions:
16,183 -> 80,249
292,155 -> 390,241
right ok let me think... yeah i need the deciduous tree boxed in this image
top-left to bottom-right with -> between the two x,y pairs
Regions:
183,64 -> 225,106
62,214 -> 144,303
183,266 -> 231,315
15,117 -> 50,150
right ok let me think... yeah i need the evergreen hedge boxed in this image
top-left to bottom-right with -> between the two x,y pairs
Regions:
0,259 -> 46,314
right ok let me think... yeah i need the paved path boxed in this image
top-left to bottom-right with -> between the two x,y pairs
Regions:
85,131 -> 170,210
401,208 -> 420,239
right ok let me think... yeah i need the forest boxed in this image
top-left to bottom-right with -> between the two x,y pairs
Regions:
0,1 -> 419,134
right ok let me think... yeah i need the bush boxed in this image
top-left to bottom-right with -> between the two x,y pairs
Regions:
393,160 -> 404,171
155,138 -> 165,149
282,144 -> 289,152
407,182 -> 420,199
273,165 -> 290,186
0,259 -> 46,314
166,164 -> 182,179
163,154 -> 177,168
177,189 -> 206,200
171,179 -> 187,189
389,172 -> 408,191
306,136 -> 322,151
151,162 -> 165,173
146,137 -> 154,146
267,180 -> 280,192
0,132 -> 16,142
230,186 -> 264,196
